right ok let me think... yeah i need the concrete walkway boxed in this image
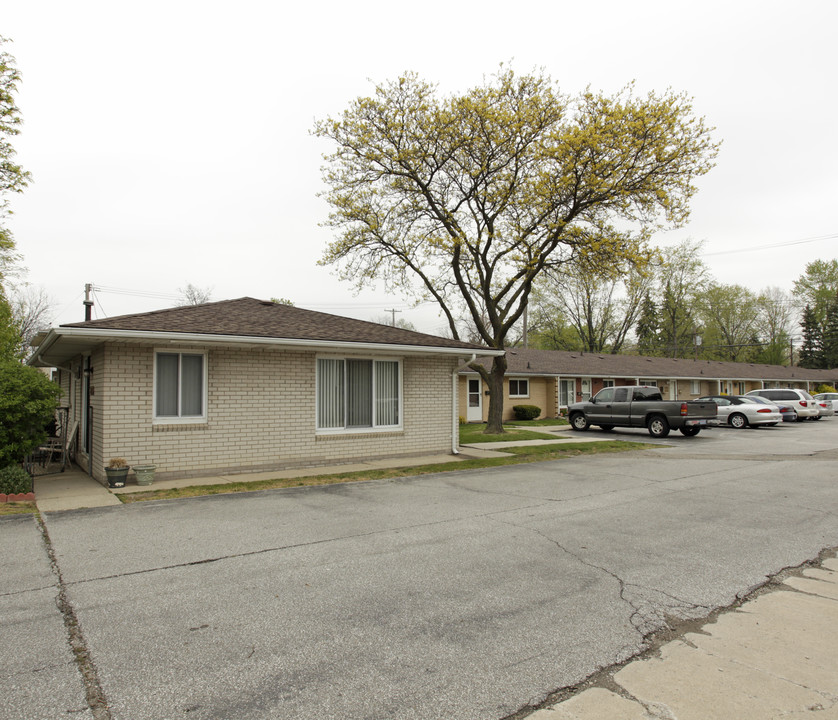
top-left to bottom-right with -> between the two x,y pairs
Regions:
33,469 -> 122,512
32,445 -> 512,512
33,432 -> 612,512
527,558 -> 838,720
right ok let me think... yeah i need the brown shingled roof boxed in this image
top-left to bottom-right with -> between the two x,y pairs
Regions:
60,297 -> 492,352
463,347 -> 837,383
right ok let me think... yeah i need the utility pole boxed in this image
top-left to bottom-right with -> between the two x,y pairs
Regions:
83,283 -> 94,321
523,304 -> 528,348
384,308 -> 402,327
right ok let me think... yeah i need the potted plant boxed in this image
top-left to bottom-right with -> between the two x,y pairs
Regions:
105,457 -> 129,488
132,463 -> 156,486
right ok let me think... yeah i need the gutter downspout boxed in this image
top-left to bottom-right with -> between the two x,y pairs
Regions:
452,354 -> 477,455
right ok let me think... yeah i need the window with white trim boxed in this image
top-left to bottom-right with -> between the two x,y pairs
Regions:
639,379 -> 658,387
602,379 -> 615,388
690,380 -> 701,394
508,378 -> 529,398
154,351 -> 207,422
317,358 -> 401,431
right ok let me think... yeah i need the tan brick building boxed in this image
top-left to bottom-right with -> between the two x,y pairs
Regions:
29,298 -> 500,484
459,348 -> 838,421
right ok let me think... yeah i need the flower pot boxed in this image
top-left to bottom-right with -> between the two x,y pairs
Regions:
133,464 -> 156,486
105,467 -> 129,488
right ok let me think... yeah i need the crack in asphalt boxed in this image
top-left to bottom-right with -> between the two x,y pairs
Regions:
53,501 -> 553,587
490,516 -> 710,646
0,581 -> 59,598
52,459 -> 805,592
501,548 -> 838,720
35,513 -> 112,720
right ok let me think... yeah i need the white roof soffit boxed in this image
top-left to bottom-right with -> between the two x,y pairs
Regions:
28,327 -> 503,366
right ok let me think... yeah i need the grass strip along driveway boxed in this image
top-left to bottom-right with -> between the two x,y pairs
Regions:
119,435 -> 646,504
458,421 -> 566,444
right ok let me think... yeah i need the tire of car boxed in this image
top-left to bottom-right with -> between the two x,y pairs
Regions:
811,416 -> 822,421
646,415 -> 670,438
570,413 -> 590,431
729,413 -> 748,429
679,426 -> 700,436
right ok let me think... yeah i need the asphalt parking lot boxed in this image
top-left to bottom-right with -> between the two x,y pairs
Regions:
2,418 -> 837,720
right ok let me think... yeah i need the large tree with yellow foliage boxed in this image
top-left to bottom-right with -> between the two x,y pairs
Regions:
314,69 -> 719,432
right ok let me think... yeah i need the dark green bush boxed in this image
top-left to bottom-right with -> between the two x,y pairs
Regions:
0,359 -> 61,466
512,404 -> 541,421
0,465 -> 32,495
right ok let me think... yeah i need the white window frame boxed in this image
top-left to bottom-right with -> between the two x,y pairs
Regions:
152,349 -> 208,424
690,380 -> 701,395
508,377 -> 529,398
316,356 -> 403,434
639,379 -> 658,387
602,379 -> 615,388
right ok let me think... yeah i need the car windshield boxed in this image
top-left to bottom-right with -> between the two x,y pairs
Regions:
736,397 -> 760,404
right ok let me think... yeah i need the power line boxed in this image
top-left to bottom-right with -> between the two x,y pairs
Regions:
92,284 -> 181,301
703,233 -> 838,257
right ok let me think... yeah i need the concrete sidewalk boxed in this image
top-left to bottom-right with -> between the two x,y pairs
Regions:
526,557 -> 838,720
33,434 -> 614,511
32,445 -> 511,512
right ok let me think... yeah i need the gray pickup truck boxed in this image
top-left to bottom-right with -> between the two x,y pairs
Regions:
568,386 -> 717,438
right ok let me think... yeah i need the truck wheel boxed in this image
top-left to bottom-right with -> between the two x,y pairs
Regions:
647,415 -> 670,438
569,413 -> 589,431
729,413 -> 748,429
680,426 -> 700,436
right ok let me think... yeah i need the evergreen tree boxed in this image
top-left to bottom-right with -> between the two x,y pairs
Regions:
798,304 -> 824,368
635,292 -> 659,355
823,297 -> 838,368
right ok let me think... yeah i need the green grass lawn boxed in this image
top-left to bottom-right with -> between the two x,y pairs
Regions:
458,423 -> 561,444
505,417 -> 569,427
0,502 -> 37,515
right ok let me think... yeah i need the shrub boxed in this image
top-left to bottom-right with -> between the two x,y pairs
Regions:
815,384 -> 837,394
512,404 -> 541,421
0,359 -> 61,466
0,465 -> 32,495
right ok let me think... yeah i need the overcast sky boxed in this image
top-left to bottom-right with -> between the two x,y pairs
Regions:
3,0 -> 837,333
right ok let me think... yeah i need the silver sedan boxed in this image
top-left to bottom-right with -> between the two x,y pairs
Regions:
696,395 -> 782,428
814,393 -> 838,415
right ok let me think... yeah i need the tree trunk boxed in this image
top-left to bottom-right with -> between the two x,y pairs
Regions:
485,354 -> 508,434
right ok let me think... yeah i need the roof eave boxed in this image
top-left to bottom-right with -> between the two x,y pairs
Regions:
28,327 -> 503,366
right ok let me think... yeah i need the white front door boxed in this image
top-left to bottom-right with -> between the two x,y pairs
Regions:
560,379 -> 576,408
467,378 -> 483,422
